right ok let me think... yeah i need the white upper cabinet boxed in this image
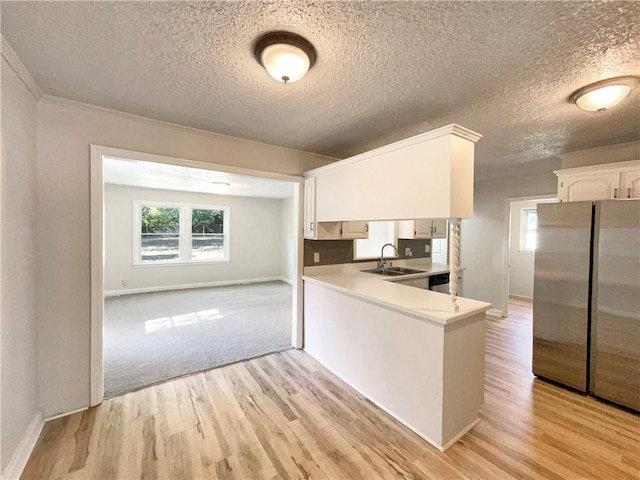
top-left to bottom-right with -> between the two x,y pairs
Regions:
414,219 -> 433,238
304,124 -> 481,223
555,160 -> 640,202
398,219 -> 447,239
431,218 -> 448,238
340,221 -> 369,239
559,172 -> 621,202
304,177 -> 317,238
621,168 -> 640,199
304,177 -> 369,239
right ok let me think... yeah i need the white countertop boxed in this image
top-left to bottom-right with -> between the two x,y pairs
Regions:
302,261 -> 490,326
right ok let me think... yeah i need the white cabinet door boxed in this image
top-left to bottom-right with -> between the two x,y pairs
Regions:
621,170 -> 640,199
397,220 -> 415,238
398,219 -> 433,238
559,172 -> 620,202
398,219 -> 447,239
414,219 -> 433,238
431,219 -> 448,239
304,177 -> 317,239
555,161 -> 640,202
341,221 -> 369,239
305,180 -> 368,240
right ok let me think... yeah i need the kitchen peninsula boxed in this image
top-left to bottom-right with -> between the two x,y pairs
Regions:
301,124 -> 488,451
303,263 -> 491,451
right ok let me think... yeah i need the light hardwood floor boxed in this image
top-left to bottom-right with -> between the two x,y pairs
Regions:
22,300 -> 640,479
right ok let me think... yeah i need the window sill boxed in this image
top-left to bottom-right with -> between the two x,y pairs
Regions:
132,260 -> 230,268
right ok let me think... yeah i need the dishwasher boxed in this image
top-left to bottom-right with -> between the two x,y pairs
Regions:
428,273 -> 450,293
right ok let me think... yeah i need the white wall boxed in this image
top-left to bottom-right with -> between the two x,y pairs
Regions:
281,197 -> 295,283
508,199 -> 540,298
461,173 -> 558,314
36,98 -> 334,418
105,184 -> 287,293
432,237 -> 448,265
560,141 -> 640,169
1,57 -> 40,472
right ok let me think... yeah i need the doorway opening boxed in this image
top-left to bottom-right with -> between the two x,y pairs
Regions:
501,195 -> 556,318
90,146 -> 303,404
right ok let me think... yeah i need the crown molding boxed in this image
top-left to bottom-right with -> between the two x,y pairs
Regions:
1,35 -> 43,99
38,94 -> 337,162
304,123 -> 482,176
554,158 -> 640,176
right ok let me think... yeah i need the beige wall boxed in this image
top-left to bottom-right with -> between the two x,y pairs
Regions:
508,199 -> 539,298
560,141 -> 640,169
36,99 -> 334,418
105,184 -> 289,293
281,196 -> 295,283
461,172 -> 558,314
1,58 -> 40,471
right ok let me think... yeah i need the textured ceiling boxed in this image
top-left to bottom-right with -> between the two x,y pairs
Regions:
104,157 -> 295,199
2,1 -> 639,180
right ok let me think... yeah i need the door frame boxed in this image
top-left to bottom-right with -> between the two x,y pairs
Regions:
501,194 -> 556,318
90,145 -> 304,406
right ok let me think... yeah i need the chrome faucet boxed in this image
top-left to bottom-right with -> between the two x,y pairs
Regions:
378,243 -> 398,270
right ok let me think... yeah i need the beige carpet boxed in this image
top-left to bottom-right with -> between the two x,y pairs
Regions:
104,281 -> 292,397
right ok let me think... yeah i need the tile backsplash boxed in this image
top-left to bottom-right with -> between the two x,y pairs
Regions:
304,238 -> 431,267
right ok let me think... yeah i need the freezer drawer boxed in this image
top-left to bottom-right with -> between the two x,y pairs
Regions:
533,201 -> 593,391
591,200 -> 640,411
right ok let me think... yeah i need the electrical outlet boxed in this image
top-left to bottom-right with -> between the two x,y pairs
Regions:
405,247 -> 412,256
425,245 -> 430,253
122,280 -> 128,286
313,252 -> 320,263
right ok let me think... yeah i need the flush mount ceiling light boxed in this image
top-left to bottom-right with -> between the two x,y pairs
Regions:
254,31 -> 316,83
569,76 -> 639,112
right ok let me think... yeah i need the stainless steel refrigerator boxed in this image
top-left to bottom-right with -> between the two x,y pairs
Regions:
533,199 -> 639,411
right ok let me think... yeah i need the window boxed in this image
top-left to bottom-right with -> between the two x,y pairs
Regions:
520,208 -> 538,252
191,209 -> 225,261
140,206 -> 180,262
354,221 -> 397,260
135,201 -> 229,265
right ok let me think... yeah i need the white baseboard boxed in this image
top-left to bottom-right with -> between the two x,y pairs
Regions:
303,350 -> 479,452
441,418 -> 481,450
509,294 -> 533,302
105,276 -> 286,297
1,410 -> 44,480
485,308 -> 503,320
44,406 -> 88,422
279,276 -> 294,285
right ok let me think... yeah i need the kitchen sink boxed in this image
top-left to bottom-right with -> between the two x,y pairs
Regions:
361,267 -> 425,276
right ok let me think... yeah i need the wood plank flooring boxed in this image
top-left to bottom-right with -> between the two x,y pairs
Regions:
22,300 -> 640,479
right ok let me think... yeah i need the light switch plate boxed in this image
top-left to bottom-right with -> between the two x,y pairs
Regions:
313,252 -> 320,263
425,245 -> 430,253
405,248 -> 412,256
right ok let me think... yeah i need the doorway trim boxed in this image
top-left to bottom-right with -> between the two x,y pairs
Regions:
501,194 -> 556,318
90,145 -> 304,407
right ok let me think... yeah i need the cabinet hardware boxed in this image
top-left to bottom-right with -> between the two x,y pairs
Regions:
310,222 -> 314,231
365,224 -> 369,232
613,188 -> 618,199
628,188 -> 632,198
